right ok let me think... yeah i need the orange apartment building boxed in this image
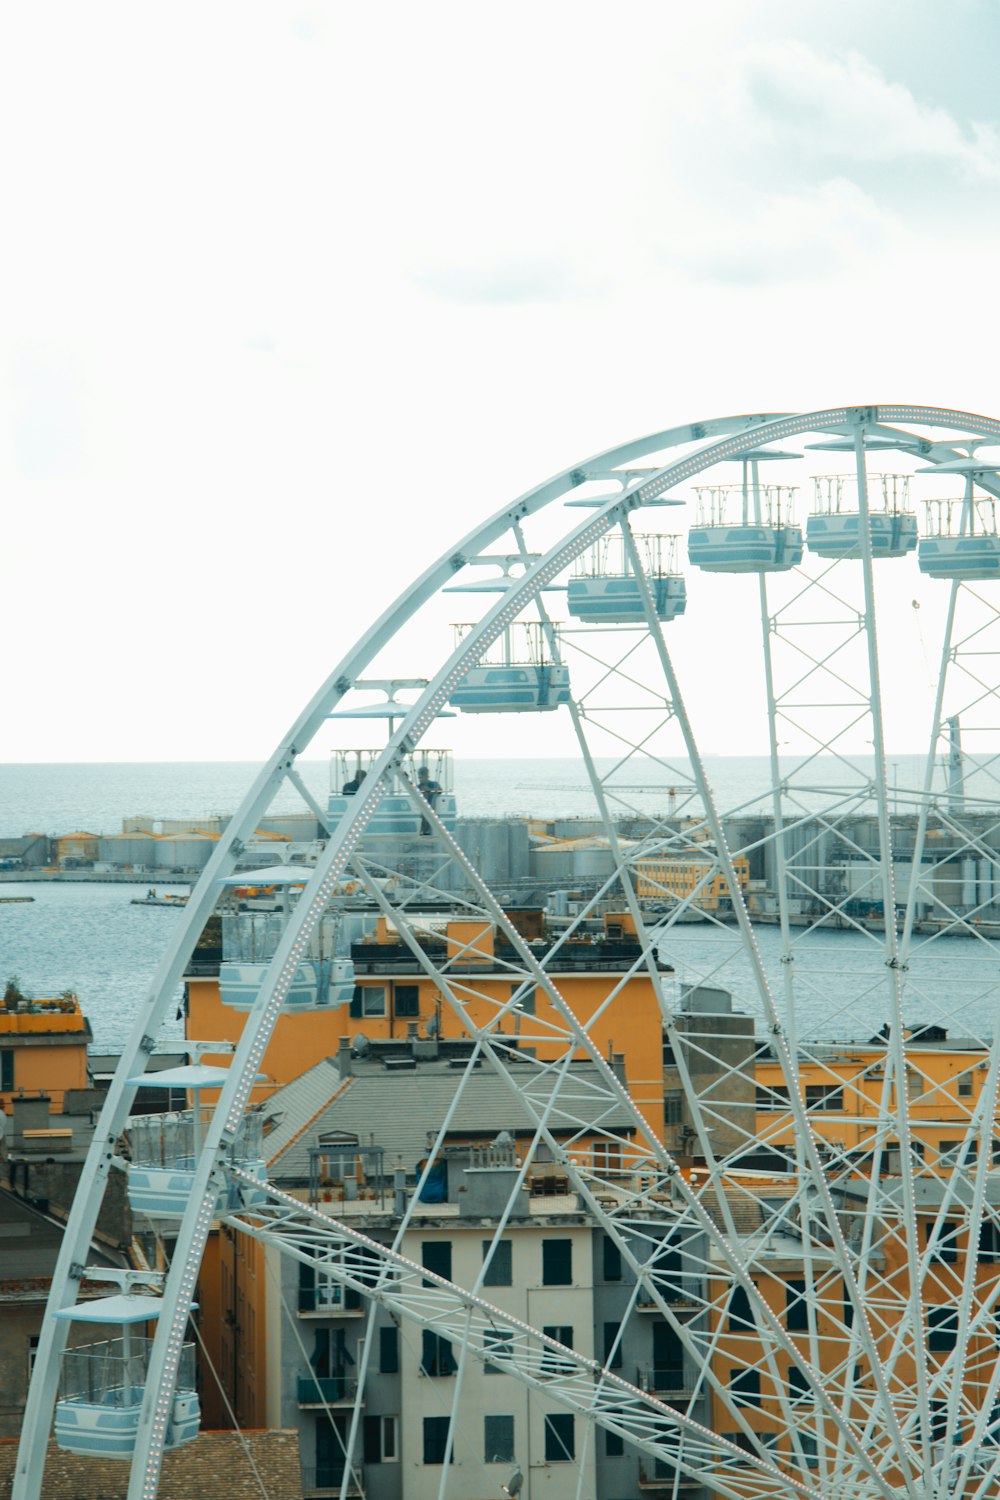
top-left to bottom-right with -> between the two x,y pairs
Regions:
185,907 -> 670,1142
0,995 -> 90,1114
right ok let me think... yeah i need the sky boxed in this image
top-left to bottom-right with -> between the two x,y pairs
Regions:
4,0 -> 1000,764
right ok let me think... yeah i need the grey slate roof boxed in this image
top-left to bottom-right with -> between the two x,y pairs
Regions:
261,1056 -> 636,1180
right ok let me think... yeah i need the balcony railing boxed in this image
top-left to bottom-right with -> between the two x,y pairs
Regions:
301,1465 -> 364,1497
639,1460 -> 701,1489
636,1365 -> 693,1396
296,1375 -> 359,1405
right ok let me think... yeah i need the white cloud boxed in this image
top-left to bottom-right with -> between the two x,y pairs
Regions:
739,39 -> 1000,183
660,177 -> 898,286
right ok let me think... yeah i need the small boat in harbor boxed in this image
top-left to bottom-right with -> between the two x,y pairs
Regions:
131,890 -> 189,909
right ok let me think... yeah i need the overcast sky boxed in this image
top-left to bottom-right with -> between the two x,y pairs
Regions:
4,0 -> 1000,763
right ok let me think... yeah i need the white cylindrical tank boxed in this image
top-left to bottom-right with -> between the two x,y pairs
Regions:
155,834 -> 217,870
571,838 -> 619,881
978,858 -> 992,908
962,857 -> 977,908
533,844 -> 575,882
98,833 -> 159,868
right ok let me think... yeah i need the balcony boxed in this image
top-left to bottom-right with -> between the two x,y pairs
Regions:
296,1375 -> 360,1406
637,1281 -> 702,1314
639,1461 -> 702,1490
636,1365 -> 693,1398
301,1465 -> 364,1497
298,1284 -> 364,1317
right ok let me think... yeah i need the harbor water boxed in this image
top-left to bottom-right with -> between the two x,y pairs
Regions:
1,759 -> 997,1050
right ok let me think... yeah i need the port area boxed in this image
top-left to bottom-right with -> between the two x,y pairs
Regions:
0,869 -> 189,885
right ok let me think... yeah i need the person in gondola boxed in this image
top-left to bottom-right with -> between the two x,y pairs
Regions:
416,765 -> 442,835
342,768 -> 366,794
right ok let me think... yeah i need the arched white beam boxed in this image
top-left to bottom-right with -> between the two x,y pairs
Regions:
19,403 -> 1000,1500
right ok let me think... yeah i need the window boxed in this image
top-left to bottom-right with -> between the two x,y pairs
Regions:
593,1140 -> 623,1173
544,1412 -> 575,1461
394,984 -> 419,1018
27,1335 -> 38,1378
423,1416 -> 452,1465
939,1138 -> 965,1165
799,1433 -> 818,1468
729,1284 -> 754,1333
756,1084 -> 791,1111
421,1331 -> 457,1377
929,1399 -> 948,1443
604,1322 -> 623,1370
603,1237 -> 622,1282
542,1238 -> 572,1286
542,1326 -> 574,1375
363,1415 -> 398,1463
906,1068 -> 924,1101
785,1280 -> 808,1332
482,1239 -> 512,1287
484,1415 -> 515,1464
379,1326 -> 399,1374
484,1331 -> 512,1374
722,1432 -> 755,1464
805,1084 -> 843,1112
928,1307 -> 959,1352
422,1241 -> 452,1284
788,1365 -> 809,1402
517,985 -> 536,1016
980,1221 -> 1000,1265
730,1368 -> 761,1407
0,1050 -> 12,1091
605,1429 -> 624,1457
664,1090 -> 684,1125
361,985 -> 387,1018
929,1220 -> 958,1265
958,1073 -> 974,1098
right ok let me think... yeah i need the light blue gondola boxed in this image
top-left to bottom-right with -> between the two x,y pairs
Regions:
690,466 -> 802,573
567,573 -> 687,622
918,534 -> 1000,580
687,523 -> 803,573
806,472 -> 917,560
218,956 -> 355,1012
53,1291 -> 199,1458
327,789 -> 457,836
807,511 -> 918,559
916,458 -> 1000,580
126,1062 -> 267,1218
450,662 -> 571,712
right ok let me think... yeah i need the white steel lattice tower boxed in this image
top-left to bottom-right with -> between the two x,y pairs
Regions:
17,405 -> 1000,1500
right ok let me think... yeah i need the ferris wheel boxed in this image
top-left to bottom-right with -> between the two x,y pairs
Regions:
17,404 -> 1000,1500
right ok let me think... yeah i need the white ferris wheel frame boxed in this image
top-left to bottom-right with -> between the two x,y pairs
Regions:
16,403 -> 1000,1500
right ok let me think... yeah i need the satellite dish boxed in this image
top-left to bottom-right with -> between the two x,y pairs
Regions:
493,1130 -> 514,1148
426,1012 -> 440,1038
501,1468 -> 523,1498
352,1033 -> 371,1057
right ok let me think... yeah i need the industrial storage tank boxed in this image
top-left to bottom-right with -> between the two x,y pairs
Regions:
571,836 -> 626,882
532,841 -> 576,883
98,833 -> 159,869
159,816 -> 229,836
154,834 -> 218,871
256,813 -> 322,840
55,832 -> 100,866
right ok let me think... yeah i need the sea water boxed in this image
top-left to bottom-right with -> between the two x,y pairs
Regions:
1,759 -> 997,1050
